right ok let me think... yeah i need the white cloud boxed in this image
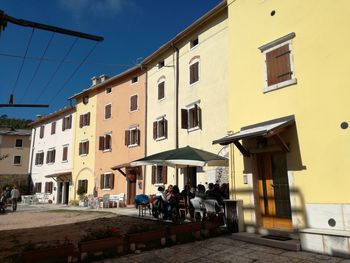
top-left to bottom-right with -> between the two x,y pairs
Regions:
58,0 -> 126,20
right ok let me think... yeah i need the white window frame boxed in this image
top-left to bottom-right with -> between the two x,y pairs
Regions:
189,57 -> 200,86
35,151 -> 44,166
259,33 -> 297,93
106,87 -> 112,94
128,126 -> 139,148
186,100 -> 201,132
155,115 -> 167,141
102,172 -> 113,190
153,165 -> 163,185
47,148 -> 56,164
62,144 -> 69,163
79,139 -> 89,156
190,37 -> 199,50
157,77 -> 166,102
13,155 -> 22,166
131,76 -> 138,84
129,94 -> 139,112
104,103 -> 112,120
102,132 -> 112,152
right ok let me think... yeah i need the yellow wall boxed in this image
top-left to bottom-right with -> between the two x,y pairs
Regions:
70,92 -> 98,200
227,0 -> 350,225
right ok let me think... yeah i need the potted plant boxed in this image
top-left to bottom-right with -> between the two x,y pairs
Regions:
77,186 -> 87,207
127,223 -> 166,251
22,237 -> 75,263
78,226 -> 123,261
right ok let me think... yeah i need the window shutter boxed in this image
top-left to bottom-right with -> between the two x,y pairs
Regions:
62,118 -> 66,131
137,129 -> 140,145
151,166 -> 156,184
63,147 -> 68,161
125,130 -> 130,146
84,180 -> 88,193
79,115 -> 83,128
79,142 -> 82,155
51,122 -> 56,134
100,174 -> 104,189
153,121 -> 157,140
40,126 -> 44,138
87,113 -> 90,126
164,118 -> 168,138
266,44 -> 292,86
158,82 -> 164,100
181,109 -> 188,129
194,62 -> 199,83
110,174 -> 114,189
52,150 -> 56,163
67,116 -> 71,129
86,141 -> 89,155
106,134 -> 111,150
99,136 -> 104,151
46,152 -> 49,164
162,166 -> 167,184
35,153 -> 38,165
190,64 -> 194,84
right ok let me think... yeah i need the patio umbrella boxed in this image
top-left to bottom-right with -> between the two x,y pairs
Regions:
131,145 -> 228,168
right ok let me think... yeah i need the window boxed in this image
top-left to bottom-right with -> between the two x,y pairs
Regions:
158,81 -> 165,101
78,180 -> 88,194
190,37 -> 199,49
62,115 -> 72,131
79,113 -> 90,128
181,104 -> 202,130
15,139 -> 23,148
99,134 -> 112,151
45,182 -> 53,194
35,152 -> 44,165
62,145 -> 68,162
153,117 -> 168,140
13,155 -> 21,165
189,58 -> 200,85
151,166 -> 167,184
100,173 -> 114,189
130,95 -> 138,112
79,140 -> 89,155
158,60 -> 165,69
83,95 -> 89,105
39,125 -> 45,139
46,149 -> 56,164
259,32 -> 297,92
125,127 -> 140,147
51,122 -> 56,135
131,76 -> 138,84
105,104 -> 112,119
35,182 -> 42,193
106,87 -> 112,94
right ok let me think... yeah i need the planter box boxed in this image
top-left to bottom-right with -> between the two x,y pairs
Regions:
79,237 -> 123,260
127,229 -> 166,251
168,222 -> 201,242
22,243 -> 75,263
203,220 -> 221,230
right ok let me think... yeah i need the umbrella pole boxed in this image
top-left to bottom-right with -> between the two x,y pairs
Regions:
186,165 -> 191,219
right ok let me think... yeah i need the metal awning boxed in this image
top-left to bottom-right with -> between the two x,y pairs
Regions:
45,172 -> 72,182
213,115 -> 295,156
111,162 -> 141,177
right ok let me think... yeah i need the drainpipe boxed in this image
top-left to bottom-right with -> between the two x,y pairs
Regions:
171,43 -> 179,186
28,128 -> 36,194
142,65 -> 148,195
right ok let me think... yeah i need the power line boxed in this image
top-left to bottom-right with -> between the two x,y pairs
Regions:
48,41 -> 99,105
19,32 -> 55,103
34,37 -> 78,103
0,52 -> 131,68
10,28 -> 35,95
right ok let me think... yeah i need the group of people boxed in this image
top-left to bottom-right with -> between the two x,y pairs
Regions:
0,185 -> 20,213
152,182 -> 229,220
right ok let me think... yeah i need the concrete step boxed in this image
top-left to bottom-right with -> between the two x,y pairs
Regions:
231,232 -> 301,251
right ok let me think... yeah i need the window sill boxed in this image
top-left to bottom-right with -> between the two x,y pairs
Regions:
47,162 -> 54,165
187,126 -> 201,133
102,188 -> 111,191
15,147 -> 23,149
103,149 -> 112,153
36,164 -> 43,166
158,97 -> 165,102
13,164 -> 22,166
128,144 -> 138,148
62,160 -> 68,163
79,154 -> 88,157
155,136 -> 166,142
154,183 -> 164,187
263,78 -> 297,93
189,80 -> 200,87
129,109 -> 139,113
104,117 -> 112,121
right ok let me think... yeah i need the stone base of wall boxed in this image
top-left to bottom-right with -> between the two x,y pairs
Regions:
0,174 -> 31,194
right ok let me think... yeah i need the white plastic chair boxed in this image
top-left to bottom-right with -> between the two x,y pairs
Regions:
101,194 -> 110,208
190,197 -> 205,220
203,199 -> 222,213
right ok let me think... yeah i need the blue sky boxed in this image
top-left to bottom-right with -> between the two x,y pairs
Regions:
0,0 -> 221,120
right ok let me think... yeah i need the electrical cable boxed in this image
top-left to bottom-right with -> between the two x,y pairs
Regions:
48,41 -> 99,105
19,32 -> 55,103
34,37 -> 78,103
10,28 -> 35,96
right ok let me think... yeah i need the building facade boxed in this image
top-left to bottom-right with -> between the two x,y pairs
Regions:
214,0 -> 350,256
0,128 -> 31,192
29,106 -> 75,204
143,1 -> 229,194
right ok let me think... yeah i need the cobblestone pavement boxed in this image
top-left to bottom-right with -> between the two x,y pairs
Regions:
93,236 -> 350,263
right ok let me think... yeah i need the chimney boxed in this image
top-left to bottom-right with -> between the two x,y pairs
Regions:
36,114 -> 43,120
91,76 -> 98,86
99,74 -> 109,83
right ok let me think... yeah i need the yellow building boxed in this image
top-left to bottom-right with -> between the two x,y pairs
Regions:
69,76 -> 103,200
214,0 -> 350,256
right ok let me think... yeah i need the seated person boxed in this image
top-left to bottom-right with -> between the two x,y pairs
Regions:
206,183 -> 224,206
134,194 -> 149,209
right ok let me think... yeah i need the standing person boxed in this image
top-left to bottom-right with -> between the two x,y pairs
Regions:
11,185 -> 20,211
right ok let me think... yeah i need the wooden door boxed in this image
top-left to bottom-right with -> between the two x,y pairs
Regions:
257,152 -> 292,229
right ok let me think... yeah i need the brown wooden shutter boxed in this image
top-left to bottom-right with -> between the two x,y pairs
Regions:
164,118 -> 168,138
86,141 -> 89,155
151,166 -> 156,184
125,130 -> 130,146
181,109 -> 188,129
100,174 -> 104,189
62,118 -> 66,131
52,150 -> 56,163
137,129 -> 140,145
194,62 -> 199,82
161,166 -> 167,184
79,115 -> 83,128
79,142 -> 82,155
153,121 -> 157,140
106,134 -> 111,150
266,44 -> 292,86
99,136 -> 104,150
46,151 -> 49,163
63,147 -> 68,161
110,174 -> 114,189
87,113 -> 90,126
40,126 -> 44,138
158,82 -> 164,100
84,180 -> 88,193
190,64 -> 194,84
51,122 -> 56,134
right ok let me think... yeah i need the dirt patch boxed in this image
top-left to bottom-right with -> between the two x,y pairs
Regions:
0,209 -> 168,263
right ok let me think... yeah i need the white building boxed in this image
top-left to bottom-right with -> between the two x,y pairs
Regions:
28,106 -> 76,204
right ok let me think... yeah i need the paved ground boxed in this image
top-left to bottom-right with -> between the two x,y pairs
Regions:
2,204 -> 350,263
